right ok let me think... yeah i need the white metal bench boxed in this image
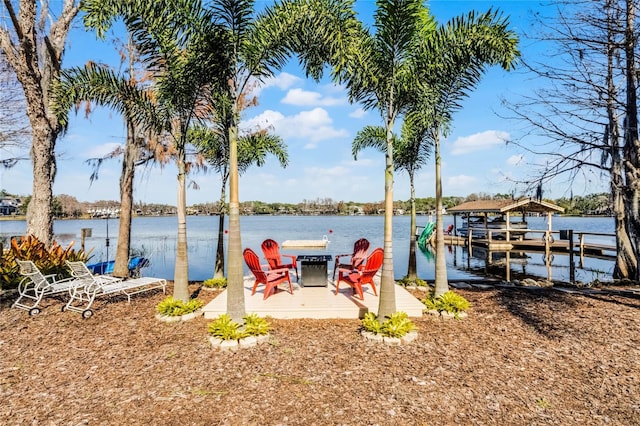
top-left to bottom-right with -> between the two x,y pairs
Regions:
64,261 -> 166,318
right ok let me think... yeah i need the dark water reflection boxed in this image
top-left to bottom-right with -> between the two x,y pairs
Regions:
0,215 -> 615,283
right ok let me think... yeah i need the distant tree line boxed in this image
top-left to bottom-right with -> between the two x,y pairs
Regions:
1,190 -> 613,218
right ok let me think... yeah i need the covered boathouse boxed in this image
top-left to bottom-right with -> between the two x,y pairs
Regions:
446,198 -> 565,251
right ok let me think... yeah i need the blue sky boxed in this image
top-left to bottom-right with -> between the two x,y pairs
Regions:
3,0 -> 609,205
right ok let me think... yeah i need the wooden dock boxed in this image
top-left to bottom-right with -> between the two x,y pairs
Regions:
442,229 -> 616,260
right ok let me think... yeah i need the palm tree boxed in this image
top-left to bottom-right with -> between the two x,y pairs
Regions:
207,0 -> 358,321
82,0 -> 356,315
337,1 -> 520,315
82,0 -> 231,302
352,119 -> 431,282
190,123 -> 288,279
334,0 -> 429,321
51,55 -> 159,278
411,9 -> 520,297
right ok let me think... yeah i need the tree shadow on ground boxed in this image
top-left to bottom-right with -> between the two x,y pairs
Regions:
495,286 -> 640,340
580,290 -> 640,310
495,287 -> 582,339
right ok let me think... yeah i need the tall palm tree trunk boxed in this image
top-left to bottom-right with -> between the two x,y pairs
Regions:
433,130 -> 448,297
226,110 -> 245,323
377,118 -> 397,321
113,122 -> 138,277
214,182 -> 227,278
174,148 -> 190,302
406,171 -> 417,280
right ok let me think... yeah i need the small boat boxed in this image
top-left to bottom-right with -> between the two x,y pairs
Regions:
457,215 -> 527,239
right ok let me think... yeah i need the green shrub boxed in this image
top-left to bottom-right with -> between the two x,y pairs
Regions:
156,296 -> 203,317
381,312 -> 416,338
207,313 -> 272,341
243,313 -> 271,336
0,235 -> 90,290
397,277 -> 428,287
208,314 -> 245,340
421,290 -> 470,318
361,312 -> 383,334
361,311 -> 415,338
203,277 -> 227,288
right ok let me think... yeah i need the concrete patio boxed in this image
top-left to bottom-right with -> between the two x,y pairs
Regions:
202,276 -> 425,319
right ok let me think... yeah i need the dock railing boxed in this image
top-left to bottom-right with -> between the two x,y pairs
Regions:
459,228 -> 616,265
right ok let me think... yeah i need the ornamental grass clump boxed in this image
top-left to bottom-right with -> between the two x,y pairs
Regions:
397,277 -> 428,287
202,277 -> 227,289
208,313 -> 272,341
243,313 -> 271,336
361,311 -> 416,338
422,290 -> 470,318
208,314 -> 245,341
156,296 -> 203,317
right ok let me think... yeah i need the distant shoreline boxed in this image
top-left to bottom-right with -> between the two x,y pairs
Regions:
0,213 -> 615,223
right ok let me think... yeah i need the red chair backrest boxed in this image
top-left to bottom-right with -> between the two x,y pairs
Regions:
243,248 -> 267,282
364,248 -> 383,272
261,239 -> 282,269
349,247 -> 383,286
352,238 -> 370,269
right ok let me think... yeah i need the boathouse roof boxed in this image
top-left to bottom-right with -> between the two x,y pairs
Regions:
448,198 -> 564,214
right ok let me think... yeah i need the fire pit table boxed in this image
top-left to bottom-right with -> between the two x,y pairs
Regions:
296,255 -> 332,287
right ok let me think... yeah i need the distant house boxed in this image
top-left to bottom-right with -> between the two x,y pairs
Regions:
0,198 -> 20,215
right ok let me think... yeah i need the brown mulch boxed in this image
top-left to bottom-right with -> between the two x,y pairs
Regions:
1,283 -> 639,426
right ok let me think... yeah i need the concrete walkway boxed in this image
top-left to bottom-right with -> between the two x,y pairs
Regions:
202,276 -> 425,319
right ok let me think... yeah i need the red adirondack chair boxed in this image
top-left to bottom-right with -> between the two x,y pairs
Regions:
261,239 -> 299,281
243,248 -> 293,300
335,247 -> 383,300
332,238 -> 370,280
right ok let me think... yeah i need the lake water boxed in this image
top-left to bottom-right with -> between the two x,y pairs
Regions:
0,215 -> 616,284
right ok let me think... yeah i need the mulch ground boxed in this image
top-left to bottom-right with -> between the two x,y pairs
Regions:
1,283 -> 639,425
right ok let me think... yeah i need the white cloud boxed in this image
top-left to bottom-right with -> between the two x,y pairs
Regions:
251,72 -> 302,96
349,108 -> 367,118
450,130 -> 509,155
282,88 -> 346,106
243,107 -> 348,145
241,110 -> 285,134
506,154 -> 524,166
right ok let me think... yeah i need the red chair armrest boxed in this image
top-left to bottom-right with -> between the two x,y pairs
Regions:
282,254 -> 297,266
265,268 -> 290,277
334,253 -> 352,261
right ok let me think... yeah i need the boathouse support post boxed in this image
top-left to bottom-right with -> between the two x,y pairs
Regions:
568,229 -> 575,283
505,251 -> 511,281
544,212 -> 552,263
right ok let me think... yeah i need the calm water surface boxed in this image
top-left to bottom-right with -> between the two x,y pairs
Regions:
0,215 -> 616,283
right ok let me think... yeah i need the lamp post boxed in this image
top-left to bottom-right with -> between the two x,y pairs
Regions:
105,211 -> 110,262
